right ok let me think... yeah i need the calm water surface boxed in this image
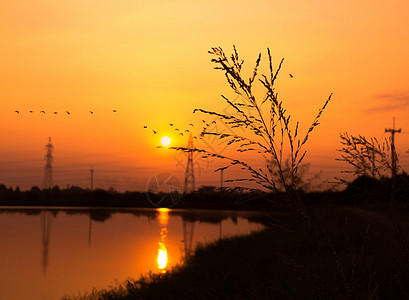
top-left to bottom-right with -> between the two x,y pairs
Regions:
0,207 -> 265,299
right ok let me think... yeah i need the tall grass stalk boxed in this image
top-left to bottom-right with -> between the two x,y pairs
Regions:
172,46 -> 332,209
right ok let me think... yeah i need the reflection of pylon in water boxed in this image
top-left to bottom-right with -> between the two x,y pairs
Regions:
40,211 -> 53,275
183,133 -> 195,194
43,137 -> 54,189
182,220 -> 195,260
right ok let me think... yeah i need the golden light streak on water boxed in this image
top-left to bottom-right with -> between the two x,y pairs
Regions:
157,208 -> 169,272
157,242 -> 168,271
157,208 -> 169,226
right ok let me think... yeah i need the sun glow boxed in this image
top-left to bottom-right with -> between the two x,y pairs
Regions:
161,136 -> 171,147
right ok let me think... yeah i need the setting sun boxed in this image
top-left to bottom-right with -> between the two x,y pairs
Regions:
161,136 -> 171,147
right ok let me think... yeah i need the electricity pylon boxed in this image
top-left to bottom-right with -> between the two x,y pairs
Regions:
183,133 -> 195,194
43,137 -> 54,189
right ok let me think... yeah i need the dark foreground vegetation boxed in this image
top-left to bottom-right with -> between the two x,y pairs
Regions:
63,201 -> 409,300
55,174 -> 409,300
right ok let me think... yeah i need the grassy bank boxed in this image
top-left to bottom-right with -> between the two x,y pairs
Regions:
64,203 -> 409,299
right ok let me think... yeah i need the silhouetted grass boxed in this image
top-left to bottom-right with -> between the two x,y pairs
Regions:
336,132 -> 394,181
64,203 -> 409,299
172,47 -> 331,201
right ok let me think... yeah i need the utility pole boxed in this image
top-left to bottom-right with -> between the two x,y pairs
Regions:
183,133 -> 195,194
385,117 -> 401,177
43,137 -> 54,190
385,117 -> 401,202
90,167 -> 94,192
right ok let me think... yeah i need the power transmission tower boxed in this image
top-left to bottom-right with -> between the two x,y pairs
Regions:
385,117 -> 401,177
183,133 -> 195,194
43,137 -> 54,189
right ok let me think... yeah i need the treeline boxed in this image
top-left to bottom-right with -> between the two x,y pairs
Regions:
0,175 -> 408,208
342,172 -> 409,203
0,184 -> 325,209
0,184 -> 281,209
0,185 -> 149,207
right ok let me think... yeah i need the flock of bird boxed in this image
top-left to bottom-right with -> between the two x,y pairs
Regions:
144,120 -> 218,138
14,108 -> 215,140
14,109 -> 117,114
144,123 -> 195,137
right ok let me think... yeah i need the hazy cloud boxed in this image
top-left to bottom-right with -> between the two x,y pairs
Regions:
366,92 -> 409,112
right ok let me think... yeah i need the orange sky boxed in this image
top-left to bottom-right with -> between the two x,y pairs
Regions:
1,0 -> 409,191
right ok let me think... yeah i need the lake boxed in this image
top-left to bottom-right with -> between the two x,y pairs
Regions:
0,207 -> 265,299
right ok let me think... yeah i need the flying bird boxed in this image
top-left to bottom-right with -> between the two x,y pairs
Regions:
289,74 -> 293,78
153,130 -> 157,134
143,125 -> 148,128
189,123 -> 194,126
14,110 -> 19,114
175,128 -> 179,131
53,112 -> 58,114
66,111 -> 71,115
29,110 -> 33,113
170,123 -> 174,126
185,129 -> 189,133
179,133 -> 183,136
113,109 -> 117,112
90,111 -> 94,114
40,111 -> 45,114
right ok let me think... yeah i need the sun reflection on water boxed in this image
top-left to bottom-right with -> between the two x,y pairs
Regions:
157,242 -> 167,270
157,208 -> 169,272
